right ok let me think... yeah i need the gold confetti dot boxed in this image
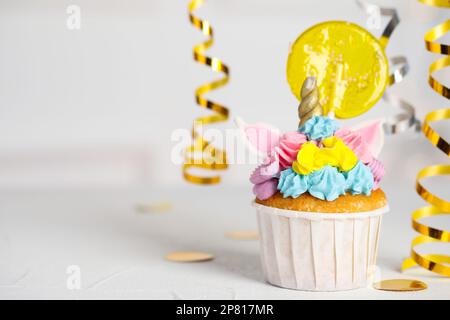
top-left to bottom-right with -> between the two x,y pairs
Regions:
165,252 -> 214,263
225,231 -> 259,240
373,279 -> 427,292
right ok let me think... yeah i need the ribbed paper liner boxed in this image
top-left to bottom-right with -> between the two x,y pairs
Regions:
254,202 -> 389,291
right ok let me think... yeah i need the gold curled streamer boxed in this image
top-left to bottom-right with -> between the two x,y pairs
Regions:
183,0 -> 230,184
401,1 -> 450,277
357,1 -> 420,134
419,0 -> 450,8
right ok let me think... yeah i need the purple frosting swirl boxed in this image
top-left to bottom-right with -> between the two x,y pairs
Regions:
250,153 -> 280,200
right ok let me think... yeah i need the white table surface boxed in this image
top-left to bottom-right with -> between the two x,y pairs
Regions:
1,185 -> 449,300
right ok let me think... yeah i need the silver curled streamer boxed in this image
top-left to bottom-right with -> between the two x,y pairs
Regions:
357,1 -> 420,134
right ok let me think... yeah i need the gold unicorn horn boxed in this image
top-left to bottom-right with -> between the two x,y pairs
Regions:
298,76 -> 323,126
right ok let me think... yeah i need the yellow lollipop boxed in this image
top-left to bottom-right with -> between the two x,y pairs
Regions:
287,21 -> 389,119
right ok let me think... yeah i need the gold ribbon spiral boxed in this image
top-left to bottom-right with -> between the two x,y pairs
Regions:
357,1 -> 420,134
402,1 -> 450,277
183,0 -> 230,184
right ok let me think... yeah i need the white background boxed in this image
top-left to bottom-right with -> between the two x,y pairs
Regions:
0,0 -> 448,188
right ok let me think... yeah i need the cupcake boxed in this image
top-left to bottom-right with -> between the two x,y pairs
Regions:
240,77 -> 388,291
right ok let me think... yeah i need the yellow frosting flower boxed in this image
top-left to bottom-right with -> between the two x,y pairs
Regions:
292,137 -> 358,175
292,142 -> 320,174
322,136 -> 358,171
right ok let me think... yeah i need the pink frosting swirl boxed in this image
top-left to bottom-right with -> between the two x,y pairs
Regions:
250,153 -> 279,184
250,153 -> 280,200
335,128 -> 373,164
367,158 -> 385,189
275,132 -> 308,169
335,128 -> 385,188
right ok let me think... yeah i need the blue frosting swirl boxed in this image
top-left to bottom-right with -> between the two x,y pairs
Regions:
298,115 -> 340,140
277,163 -> 375,201
308,166 -> 346,201
277,168 -> 309,198
344,161 -> 374,195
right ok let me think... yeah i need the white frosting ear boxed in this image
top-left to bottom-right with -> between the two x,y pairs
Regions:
235,117 -> 280,158
349,119 -> 385,158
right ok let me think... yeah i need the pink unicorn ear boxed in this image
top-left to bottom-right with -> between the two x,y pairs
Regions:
349,119 -> 385,158
235,117 -> 280,157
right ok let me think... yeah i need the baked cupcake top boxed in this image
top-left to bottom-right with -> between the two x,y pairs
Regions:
241,77 -> 385,202
255,189 -> 387,213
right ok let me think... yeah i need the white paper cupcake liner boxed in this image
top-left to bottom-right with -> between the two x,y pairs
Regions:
254,202 -> 389,291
